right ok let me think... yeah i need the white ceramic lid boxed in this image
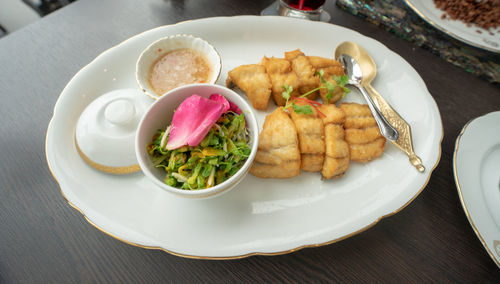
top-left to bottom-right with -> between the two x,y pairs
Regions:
75,88 -> 153,174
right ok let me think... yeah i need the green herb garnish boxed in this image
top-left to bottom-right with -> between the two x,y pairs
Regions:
281,70 -> 350,115
281,85 -> 293,101
333,74 -> 350,94
282,70 -> 351,111
291,102 -> 314,115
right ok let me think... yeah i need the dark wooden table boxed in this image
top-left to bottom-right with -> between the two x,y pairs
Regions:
1,0 -> 499,282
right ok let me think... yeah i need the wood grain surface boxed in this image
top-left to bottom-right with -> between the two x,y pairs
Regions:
1,0 -> 499,282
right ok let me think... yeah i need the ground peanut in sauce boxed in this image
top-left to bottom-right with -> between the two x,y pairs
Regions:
149,48 -> 210,95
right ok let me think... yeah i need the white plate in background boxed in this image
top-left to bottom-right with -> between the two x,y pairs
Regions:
405,0 -> 500,53
454,111 -> 500,268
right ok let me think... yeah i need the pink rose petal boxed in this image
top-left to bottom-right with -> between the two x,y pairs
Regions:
209,93 -> 230,113
209,93 -> 241,114
166,95 -> 225,150
228,101 -> 242,115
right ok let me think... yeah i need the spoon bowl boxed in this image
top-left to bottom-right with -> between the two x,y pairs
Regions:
335,41 -> 377,85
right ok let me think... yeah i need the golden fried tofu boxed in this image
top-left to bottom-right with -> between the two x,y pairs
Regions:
340,103 -> 385,163
338,102 -> 372,117
324,125 -> 350,159
260,56 -> 300,106
345,126 -> 384,144
321,104 -> 346,125
249,161 -> 301,178
284,49 -> 303,60
301,154 -> 324,172
349,137 -> 386,163
226,64 -> 272,110
285,49 -> 319,100
250,108 -> 301,178
344,116 -> 377,129
308,56 -> 344,77
318,104 -> 350,179
290,102 -> 325,172
322,152 -> 349,179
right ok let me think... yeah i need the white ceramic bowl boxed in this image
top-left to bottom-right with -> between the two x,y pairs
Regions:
136,34 -> 222,99
135,84 -> 259,199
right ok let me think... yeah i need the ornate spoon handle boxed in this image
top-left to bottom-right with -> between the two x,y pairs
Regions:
356,85 -> 399,141
364,84 -> 425,173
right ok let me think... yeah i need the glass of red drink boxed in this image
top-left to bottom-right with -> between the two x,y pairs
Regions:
278,0 -> 327,21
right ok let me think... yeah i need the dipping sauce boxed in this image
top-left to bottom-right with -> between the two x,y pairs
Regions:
149,48 -> 211,96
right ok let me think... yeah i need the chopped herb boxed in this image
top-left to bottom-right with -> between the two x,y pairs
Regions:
281,85 -> 293,101
333,74 -> 351,94
292,102 -> 314,115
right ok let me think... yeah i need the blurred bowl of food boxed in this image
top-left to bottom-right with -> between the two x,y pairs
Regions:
136,34 -> 222,99
135,83 -> 258,199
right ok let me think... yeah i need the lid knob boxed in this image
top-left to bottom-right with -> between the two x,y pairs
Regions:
104,99 -> 136,126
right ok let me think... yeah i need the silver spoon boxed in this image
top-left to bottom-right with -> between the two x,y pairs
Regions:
338,53 -> 399,142
335,41 -> 425,172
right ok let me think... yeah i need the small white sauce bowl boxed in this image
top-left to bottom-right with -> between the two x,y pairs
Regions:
136,34 -> 222,100
135,84 -> 259,199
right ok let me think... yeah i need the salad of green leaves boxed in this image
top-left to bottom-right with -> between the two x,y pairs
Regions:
147,112 -> 251,190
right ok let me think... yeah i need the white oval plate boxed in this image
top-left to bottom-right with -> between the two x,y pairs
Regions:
46,16 -> 442,259
454,111 -> 500,267
405,0 -> 500,53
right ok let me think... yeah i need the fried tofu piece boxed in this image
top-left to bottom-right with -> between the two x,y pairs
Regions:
290,102 -> 325,172
260,56 -> 300,106
249,161 -> 301,178
318,104 -> 349,179
345,126 -> 384,144
349,137 -> 386,163
226,64 -> 272,110
308,56 -> 344,77
322,152 -> 349,179
301,154 -> 324,172
344,116 -> 377,129
340,103 -> 386,163
338,102 -> 372,117
322,126 -> 350,179
285,49 -> 319,100
284,49 -> 303,60
324,125 -> 350,158
250,108 -> 301,178
321,104 -> 346,125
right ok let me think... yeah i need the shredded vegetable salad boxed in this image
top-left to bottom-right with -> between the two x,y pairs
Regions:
147,112 -> 251,190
